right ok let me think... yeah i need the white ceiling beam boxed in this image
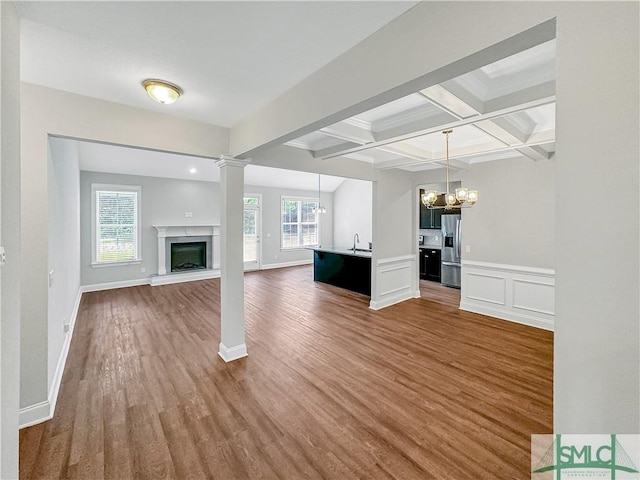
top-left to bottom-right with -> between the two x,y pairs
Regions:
419,84 -> 480,119
376,143 -> 435,161
374,137 -> 553,170
319,95 -> 555,160
431,158 -> 469,171
374,112 -> 456,142
420,83 -> 538,150
318,122 -> 375,145
515,144 -> 552,161
313,141 -> 361,159
483,80 -> 556,114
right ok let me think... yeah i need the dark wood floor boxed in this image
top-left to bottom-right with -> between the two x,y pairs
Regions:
20,266 -> 553,479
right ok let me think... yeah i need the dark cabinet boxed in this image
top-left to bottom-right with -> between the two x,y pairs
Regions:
419,248 -> 441,282
419,190 -> 443,229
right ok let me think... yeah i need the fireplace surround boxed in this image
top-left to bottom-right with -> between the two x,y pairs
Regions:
152,225 -> 221,284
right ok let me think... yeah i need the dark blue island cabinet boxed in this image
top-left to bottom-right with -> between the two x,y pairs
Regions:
311,247 -> 372,296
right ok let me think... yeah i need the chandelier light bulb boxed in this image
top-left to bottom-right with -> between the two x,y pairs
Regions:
455,187 -> 468,203
422,190 -> 438,206
445,192 -> 457,206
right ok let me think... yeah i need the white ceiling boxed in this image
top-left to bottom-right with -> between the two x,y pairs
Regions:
18,1 -> 417,127
72,139 -> 345,192
285,39 -> 557,172
19,1 -> 555,178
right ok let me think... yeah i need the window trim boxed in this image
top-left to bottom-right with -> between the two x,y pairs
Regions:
91,183 -> 142,267
280,195 -> 320,251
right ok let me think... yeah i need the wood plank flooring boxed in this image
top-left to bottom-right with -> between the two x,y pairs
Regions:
20,266 -> 553,479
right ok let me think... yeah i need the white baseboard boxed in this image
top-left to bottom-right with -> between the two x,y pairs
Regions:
82,278 -> 150,292
218,343 -> 248,362
260,259 -> 312,270
461,260 -> 555,331
19,401 -> 52,429
370,289 -> 420,310
150,269 -> 220,286
460,301 -> 554,331
20,287 -> 83,429
370,254 -> 418,310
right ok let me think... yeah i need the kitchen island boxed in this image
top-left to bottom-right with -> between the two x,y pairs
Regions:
309,246 -> 372,296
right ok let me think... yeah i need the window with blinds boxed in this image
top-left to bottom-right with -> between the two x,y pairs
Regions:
281,196 -> 318,249
92,185 -> 141,264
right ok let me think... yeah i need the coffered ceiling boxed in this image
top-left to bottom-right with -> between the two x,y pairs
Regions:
284,39 -> 556,172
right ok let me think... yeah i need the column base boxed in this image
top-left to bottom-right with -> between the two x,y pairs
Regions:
218,342 -> 248,362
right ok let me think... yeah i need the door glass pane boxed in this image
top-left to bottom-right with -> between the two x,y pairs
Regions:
244,209 -> 257,262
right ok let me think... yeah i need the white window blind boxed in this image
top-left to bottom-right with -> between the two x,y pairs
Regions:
281,197 -> 318,249
94,187 -> 140,264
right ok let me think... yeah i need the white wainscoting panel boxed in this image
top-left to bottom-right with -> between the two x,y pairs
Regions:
466,272 -> 506,305
460,260 -> 555,331
370,254 -> 420,310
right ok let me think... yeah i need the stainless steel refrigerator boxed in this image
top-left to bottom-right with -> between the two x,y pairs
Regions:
441,213 -> 461,288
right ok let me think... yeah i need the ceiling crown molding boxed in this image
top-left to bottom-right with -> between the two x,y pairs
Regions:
214,156 -> 251,168
342,117 -> 372,131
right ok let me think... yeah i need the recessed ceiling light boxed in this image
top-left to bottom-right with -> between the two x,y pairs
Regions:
142,79 -> 183,104
189,167 -> 197,174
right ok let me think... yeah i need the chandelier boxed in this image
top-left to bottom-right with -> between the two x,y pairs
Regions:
421,129 -> 478,209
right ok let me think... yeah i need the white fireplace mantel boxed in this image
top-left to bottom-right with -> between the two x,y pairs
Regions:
153,224 -> 221,277
153,224 -> 220,239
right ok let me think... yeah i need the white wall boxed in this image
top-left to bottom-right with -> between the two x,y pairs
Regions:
47,137 -> 81,402
0,1 -> 21,476
79,171 -> 334,287
459,157 -> 555,269
333,178 -> 372,249
370,169 -> 419,309
554,2 -> 639,433
20,83 -> 230,416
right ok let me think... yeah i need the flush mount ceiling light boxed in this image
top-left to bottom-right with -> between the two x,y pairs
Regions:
421,129 -> 478,210
189,167 -> 197,174
142,79 -> 183,104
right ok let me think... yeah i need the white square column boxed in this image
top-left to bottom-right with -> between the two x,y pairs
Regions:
215,157 -> 250,362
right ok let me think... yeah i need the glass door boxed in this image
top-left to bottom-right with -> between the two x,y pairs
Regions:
243,206 -> 260,271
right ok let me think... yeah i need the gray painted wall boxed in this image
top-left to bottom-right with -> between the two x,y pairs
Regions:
459,157 -> 555,269
80,172 -> 333,286
81,171 -> 220,286
0,1 -> 21,476
372,169 -> 415,259
47,138 -> 81,393
333,178 -> 372,249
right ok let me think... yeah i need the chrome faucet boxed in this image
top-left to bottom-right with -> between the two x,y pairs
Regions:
353,233 -> 360,252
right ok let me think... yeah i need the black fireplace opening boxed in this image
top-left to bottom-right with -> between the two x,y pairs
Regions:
171,241 -> 206,272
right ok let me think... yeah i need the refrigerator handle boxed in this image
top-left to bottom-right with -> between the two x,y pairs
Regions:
456,219 -> 461,260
